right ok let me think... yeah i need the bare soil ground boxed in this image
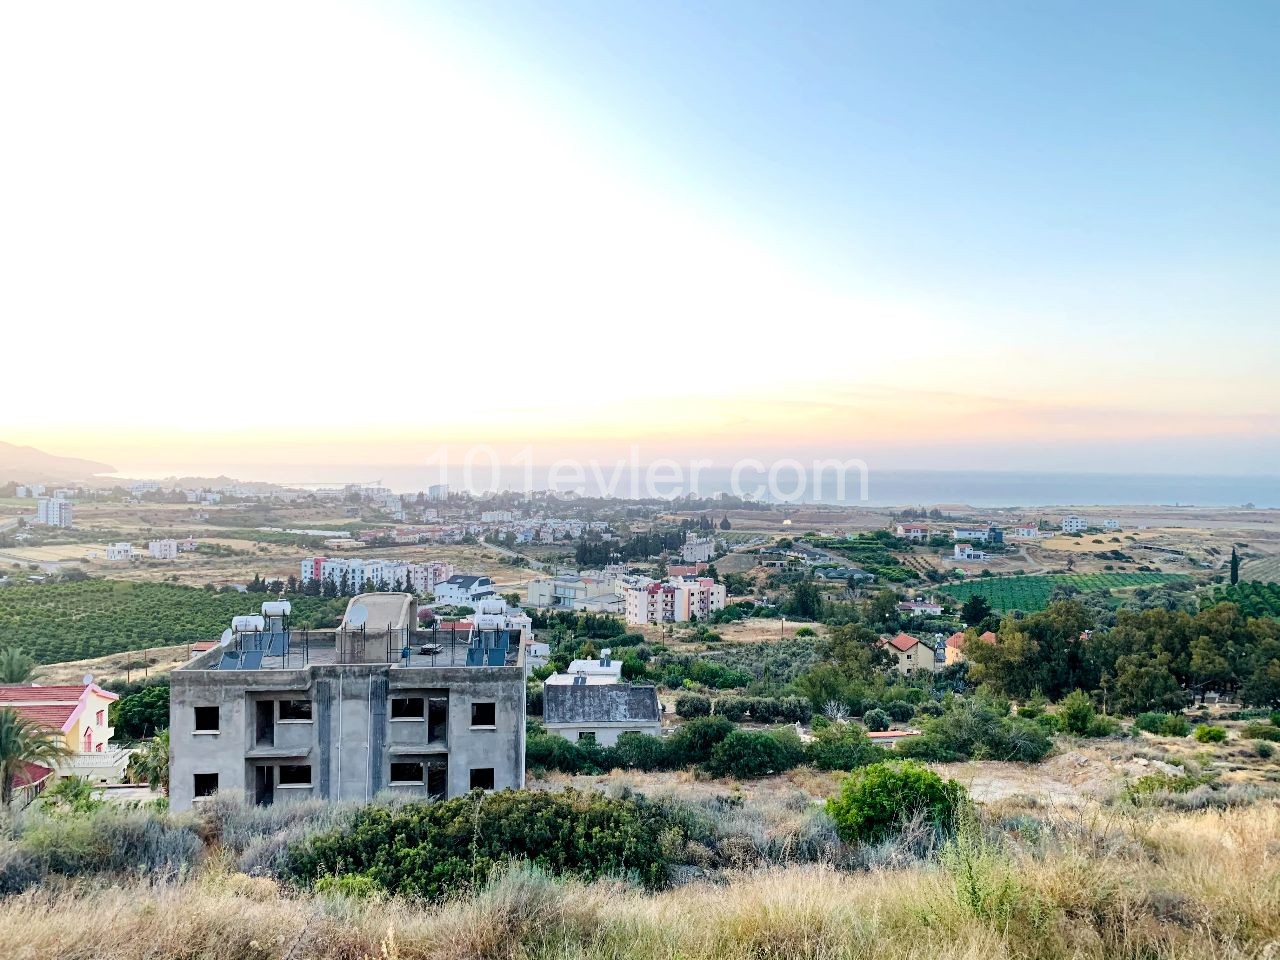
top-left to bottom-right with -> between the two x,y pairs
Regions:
34,643 -> 191,686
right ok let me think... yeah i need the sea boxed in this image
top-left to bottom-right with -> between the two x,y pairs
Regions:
100,463 -> 1280,510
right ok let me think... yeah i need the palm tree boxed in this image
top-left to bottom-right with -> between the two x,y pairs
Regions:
0,647 -> 35,684
125,730 -> 170,795
0,707 -> 71,808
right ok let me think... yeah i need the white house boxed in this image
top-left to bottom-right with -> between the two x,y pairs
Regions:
1103,519 -> 1120,531
954,543 -> 988,562
106,542 -> 134,561
680,536 -> 716,563
542,675 -> 662,746
148,539 -> 179,560
434,575 -> 496,605
1061,515 -> 1088,534
895,523 -> 929,541
952,526 -> 991,543
1012,525 -> 1041,539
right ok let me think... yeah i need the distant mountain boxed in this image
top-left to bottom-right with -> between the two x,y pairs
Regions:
0,442 -> 115,482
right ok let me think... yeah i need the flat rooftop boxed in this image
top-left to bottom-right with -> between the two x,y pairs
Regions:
342,593 -> 414,633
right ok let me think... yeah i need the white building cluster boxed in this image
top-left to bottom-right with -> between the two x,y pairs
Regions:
299,557 -> 456,595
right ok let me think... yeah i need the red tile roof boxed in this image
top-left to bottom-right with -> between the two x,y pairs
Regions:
0,683 -> 117,733
979,631 -> 998,643
886,633 -> 919,652
9,760 -> 53,789
946,631 -> 967,649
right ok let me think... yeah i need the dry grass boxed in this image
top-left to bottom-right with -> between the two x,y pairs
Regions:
1,802 -> 1277,960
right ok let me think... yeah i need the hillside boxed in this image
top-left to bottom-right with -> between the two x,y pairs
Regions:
0,441 -> 115,482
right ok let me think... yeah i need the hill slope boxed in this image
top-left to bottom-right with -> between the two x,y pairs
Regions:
0,441 -> 115,482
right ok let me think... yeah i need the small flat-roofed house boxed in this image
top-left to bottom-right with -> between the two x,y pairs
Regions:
543,675 -> 661,746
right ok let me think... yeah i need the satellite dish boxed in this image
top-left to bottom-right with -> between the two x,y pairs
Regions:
82,673 -> 94,686
220,628 -> 234,647
346,603 -> 368,628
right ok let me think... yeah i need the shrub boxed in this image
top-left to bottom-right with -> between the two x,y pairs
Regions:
675,693 -> 711,718
1059,690 -> 1096,735
612,732 -> 670,771
1194,725 -> 1227,743
284,789 -> 682,898
794,626 -> 816,637
1135,712 -> 1191,737
1085,715 -> 1121,737
1255,741 -> 1274,759
885,700 -> 915,723
714,696 -> 749,721
778,696 -> 813,724
862,708 -> 891,732
806,723 -> 887,771
706,729 -> 804,779
897,699 -> 1053,763
1241,723 -> 1280,743
826,761 -> 965,843
664,716 -> 734,766
749,697 -> 783,723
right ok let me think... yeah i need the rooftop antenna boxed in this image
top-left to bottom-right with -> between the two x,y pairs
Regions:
82,673 -> 94,686
219,628 -> 234,647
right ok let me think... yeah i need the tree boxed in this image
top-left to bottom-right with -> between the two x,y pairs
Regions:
960,595 -> 992,628
1230,548 -> 1240,585
719,515 -> 731,530
0,647 -> 36,684
1059,689 -> 1096,735
0,707 -> 71,807
125,730 -> 170,794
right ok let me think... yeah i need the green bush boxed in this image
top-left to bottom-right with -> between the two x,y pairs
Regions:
675,693 -> 711,718
612,732 -> 671,770
284,789 -> 682,898
109,683 -> 171,740
705,729 -> 804,779
1059,690 -> 1096,736
805,723 -> 887,771
1255,741 -> 1274,759
1241,723 -> 1280,743
664,716 -> 734,766
862,708 -> 891,732
1194,725 -> 1227,743
826,761 -> 965,843
778,696 -> 813,724
714,696 -> 749,721
1085,714 -> 1121,737
896,698 -> 1053,763
1134,712 -> 1190,737
885,700 -> 915,723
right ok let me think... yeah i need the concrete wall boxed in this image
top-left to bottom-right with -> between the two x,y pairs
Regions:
170,650 -> 525,811
545,720 -> 662,747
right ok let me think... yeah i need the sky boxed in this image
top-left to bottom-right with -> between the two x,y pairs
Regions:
1,0 -> 1277,479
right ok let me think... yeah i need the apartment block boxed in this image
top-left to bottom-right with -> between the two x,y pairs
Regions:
168,594 -> 526,811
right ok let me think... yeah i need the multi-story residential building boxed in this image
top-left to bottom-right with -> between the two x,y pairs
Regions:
624,577 -> 726,624
1061,515 -> 1088,534
148,539 -> 179,560
895,523 -> 930,541
106,542 -> 134,561
427,484 -> 449,501
299,558 -> 455,596
526,573 -> 619,611
168,594 -> 526,811
34,497 -> 74,528
1104,519 -> 1120,531
53,488 -> 75,500
882,633 -> 943,674
1012,525 -> 1042,539
953,543 -> 988,561
680,536 -> 716,563
434,575 -> 496,606
952,526 -> 993,543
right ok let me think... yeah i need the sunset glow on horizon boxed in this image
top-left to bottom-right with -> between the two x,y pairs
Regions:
2,1 -> 1277,477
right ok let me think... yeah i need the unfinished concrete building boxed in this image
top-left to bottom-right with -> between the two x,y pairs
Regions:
169,594 -> 526,811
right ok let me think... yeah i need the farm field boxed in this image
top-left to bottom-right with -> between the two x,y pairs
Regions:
1203,581 -> 1280,617
0,580 -> 348,664
1241,554 -> 1280,584
937,572 -> 1189,612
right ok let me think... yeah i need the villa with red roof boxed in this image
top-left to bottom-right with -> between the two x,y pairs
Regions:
882,633 -> 941,674
0,682 -> 127,787
945,629 -> 998,666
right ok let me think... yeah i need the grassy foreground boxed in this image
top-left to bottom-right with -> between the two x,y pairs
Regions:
1,802 -> 1276,960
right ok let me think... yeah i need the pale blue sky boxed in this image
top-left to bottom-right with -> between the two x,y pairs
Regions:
3,1 -> 1277,474
421,0 -> 1279,338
